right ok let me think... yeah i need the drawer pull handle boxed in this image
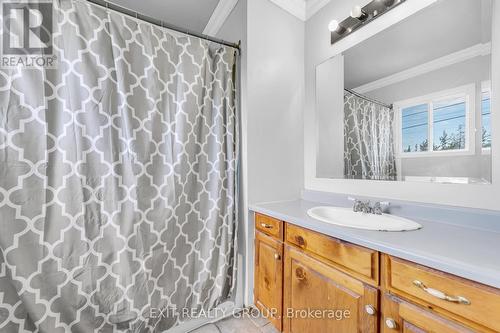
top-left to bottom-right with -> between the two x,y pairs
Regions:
295,236 -> 306,247
260,223 -> 273,229
413,280 -> 471,305
295,267 -> 307,281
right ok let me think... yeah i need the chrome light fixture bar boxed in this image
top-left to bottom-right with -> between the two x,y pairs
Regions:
330,0 -> 406,45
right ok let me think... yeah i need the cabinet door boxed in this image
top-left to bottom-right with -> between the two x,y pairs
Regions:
283,246 -> 378,333
381,293 -> 475,333
255,231 -> 283,331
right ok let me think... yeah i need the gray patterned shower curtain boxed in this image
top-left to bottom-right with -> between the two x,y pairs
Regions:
0,0 -> 238,332
344,92 -> 396,180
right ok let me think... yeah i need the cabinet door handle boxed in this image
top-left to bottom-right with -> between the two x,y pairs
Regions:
364,305 -> 376,316
274,253 -> 281,260
413,280 -> 471,305
260,223 -> 273,229
295,267 -> 307,281
385,318 -> 398,329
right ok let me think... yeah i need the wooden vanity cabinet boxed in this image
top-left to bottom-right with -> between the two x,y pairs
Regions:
253,213 -> 500,333
283,246 -> 378,333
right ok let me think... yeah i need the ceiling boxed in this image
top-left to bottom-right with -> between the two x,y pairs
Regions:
107,0 -> 221,33
344,0 -> 492,90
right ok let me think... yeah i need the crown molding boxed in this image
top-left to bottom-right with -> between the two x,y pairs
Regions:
306,0 -> 331,20
203,0 -> 331,36
203,0 -> 239,36
354,43 -> 492,94
268,0 -> 331,21
268,0 -> 306,20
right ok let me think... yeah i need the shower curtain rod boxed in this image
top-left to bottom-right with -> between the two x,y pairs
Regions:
85,0 -> 241,51
345,88 -> 393,109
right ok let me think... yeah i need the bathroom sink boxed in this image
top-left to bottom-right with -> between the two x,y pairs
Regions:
307,206 -> 422,232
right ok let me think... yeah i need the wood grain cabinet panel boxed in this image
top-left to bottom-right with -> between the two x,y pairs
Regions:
381,293 -> 475,333
384,255 -> 500,332
254,231 -> 284,331
283,246 -> 378,333
286,223 -> 379,285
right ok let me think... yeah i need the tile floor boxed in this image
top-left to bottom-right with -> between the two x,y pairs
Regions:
190,309 -> 279,333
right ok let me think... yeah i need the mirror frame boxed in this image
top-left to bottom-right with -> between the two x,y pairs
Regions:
304,0 -> 500,211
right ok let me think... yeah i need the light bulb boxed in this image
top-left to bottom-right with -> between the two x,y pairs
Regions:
350,5 -> 368,21
350,5 -> 363,18
328,20 -> 339,32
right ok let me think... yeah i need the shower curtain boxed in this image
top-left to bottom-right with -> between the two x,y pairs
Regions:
0,0 -> 238,332
344,91 -> 396,180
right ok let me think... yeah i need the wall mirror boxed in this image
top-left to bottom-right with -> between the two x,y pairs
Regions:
316,0 -> 493,185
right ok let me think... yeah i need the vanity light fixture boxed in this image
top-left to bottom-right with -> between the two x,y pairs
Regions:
330,0 -> 406,45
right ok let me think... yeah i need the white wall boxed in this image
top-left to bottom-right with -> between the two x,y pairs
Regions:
246,0 -> 305,204
216,0 -> 249,310
304,0 -> 500,211
220,0 -> 305,204
217,0 -> 305,306
316,56 -> 345,179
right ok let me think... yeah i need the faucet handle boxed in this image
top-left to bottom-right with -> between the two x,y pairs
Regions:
349,197 -> 365,213
373,201 -> 390,215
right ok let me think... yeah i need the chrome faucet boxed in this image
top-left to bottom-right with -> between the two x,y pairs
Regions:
348,197 -> 390,215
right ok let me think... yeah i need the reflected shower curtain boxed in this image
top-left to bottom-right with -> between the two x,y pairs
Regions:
0,0 -> 238,332
344,92 -> 396,180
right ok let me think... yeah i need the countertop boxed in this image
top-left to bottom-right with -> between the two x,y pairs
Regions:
249,199 -> 500,289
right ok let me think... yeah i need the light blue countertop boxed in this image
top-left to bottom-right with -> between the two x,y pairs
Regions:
249,199 -> 500,289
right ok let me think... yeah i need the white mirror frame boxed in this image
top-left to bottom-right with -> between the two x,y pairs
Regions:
304,0 -> 500,211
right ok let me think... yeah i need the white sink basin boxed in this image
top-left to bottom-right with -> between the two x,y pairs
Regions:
307,206 -> 422,232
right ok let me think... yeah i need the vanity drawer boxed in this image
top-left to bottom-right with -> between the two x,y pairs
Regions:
381,293 -> 475,333
285,223 -> 379,284
255,213 -> 283,240
385,256 -> 500,332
